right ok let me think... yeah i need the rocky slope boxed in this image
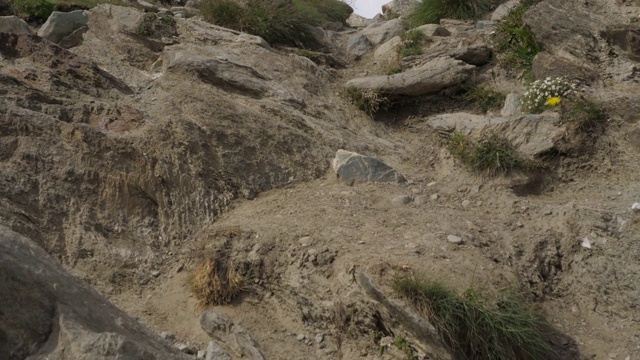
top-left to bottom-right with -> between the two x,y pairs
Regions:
1,0 -> 640,359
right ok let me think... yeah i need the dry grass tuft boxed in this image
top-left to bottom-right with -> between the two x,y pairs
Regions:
190,257 -> 247,307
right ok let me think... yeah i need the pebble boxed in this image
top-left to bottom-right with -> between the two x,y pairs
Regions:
462,200 -> 471,208
414,195 -> 428,205
160,331 -> 175,341
391,195 -> 413,205
316,333 -> 324,344
430,193 -> 439,200
427,181 -> 437,187
543,209 -> 553,216
447,235 -> 463,244
632,202 -> 640,213
196,350 -> 206,359
176,343 -> 195,354
296,334 -> 307,342
516,222 -> 524,228
151,270 -> 161,277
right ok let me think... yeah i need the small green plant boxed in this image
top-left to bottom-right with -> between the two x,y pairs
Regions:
345,86 -> 389,116
494,0 -> 542,74
398,29 -> 429,58
408,0 -> 499,26
446,132 -> 538,176
386,66 -> 404,75
392,276 -> 558,360
465,84 -> 506,114
136,13 -> 177,39
521,76 -> 577,113
292,0 -> 353,23
560,97 -> 606,131
10,0 -> 54,21
392,334 -> 416,360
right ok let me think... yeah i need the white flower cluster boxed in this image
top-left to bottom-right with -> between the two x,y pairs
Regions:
521,76 -> 577,113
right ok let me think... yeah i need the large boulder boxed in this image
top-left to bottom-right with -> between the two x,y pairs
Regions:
345,56 -> 474,96
491,0 -> 519,21
0,225 -> 190,360
601,24 -> 640,62
0,16 -> 32,34
361,18 -> 406,46
37,10 -> 88,43
332,149 -> 406,184
427,112 -> 566,157
382,0 -> 421,19
346,33 -> 373,58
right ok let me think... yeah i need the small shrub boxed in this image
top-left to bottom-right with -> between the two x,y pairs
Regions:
189,258 -> 247,307
521,76 -> 577,114
392,335 -> 416,360
493,0 -> 542,73
446,132 -> 538,176
392,276 -> 558,360
465,84 -> 506,114
10,0 -> 54,21
293,0 -> 353,23
397,29 -> 429,58
200,0 -> 243,29
386,66 -> 404,75
136,13 -> 177,38
345,86 -> 389,116
560,97 -> 606,131
408,0 -> 499,26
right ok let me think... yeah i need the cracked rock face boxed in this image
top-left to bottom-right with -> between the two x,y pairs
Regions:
0,225 -> 190,360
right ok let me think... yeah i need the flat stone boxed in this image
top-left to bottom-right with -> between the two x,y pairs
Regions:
447,235 -> 463,244
501,93 -> 523,117
37,10 -> 88,44
161,331 -> 176,340
476,20 -> 496,30
391,195 -> 413,205
332,149 -> 406,184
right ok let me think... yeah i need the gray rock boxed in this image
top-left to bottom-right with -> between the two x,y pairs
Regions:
345,56 -> 475,96
501,93 -> 522,117
58,25 -> 88,49
531,51 -> 598,82
347,13 -> 373,28
346,34 -> 373,58
315,333 -> 324,344
361,18 -> 406,46
601,24 -> 640,62
491,0 -> 519,21
235,33 -> 271,50
296,334 -> 307,341
0,225 -> 190,360
197,349 -> 207,359
430,193 -> 439,200
161,331 -> 176,340
450,45 -> 492,66
37,10 -> 88,44
427,112 -> 566,157
476,20 -> 496,30
0,16 -> 32,34
170,6 -> 201,18
382,0 -> 421,19
206,341 -> 231,360
391,195 -> 413,205
332,149 -> 406,184
414,195 -> 428,205
447,235 -> 463,244
200,310 -> 265,360
373,35 -> 402,62
176,343 -> 195,354
415,24 -> 451,37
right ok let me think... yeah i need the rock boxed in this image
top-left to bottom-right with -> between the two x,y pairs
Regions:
346,34 -> 373,58
382,0 -> 421,19
200,310 -> 265,360
332,149 -> 406,184
414,195 -> 428,205
491,0 -> 519,21
450,44 -> 492,66
373,35 -> 402,62
170,6 -> 201,18
361,18 -> 406,46
37,10 -> 88,44
0,16 -> 32,34
601,24 -> 640,62
347,13 -> 373,28
197,349 -> 207,359
430,193 -> 439,200
176,343 -> 195,354
391,195 -> 413,205
447,235 -> 463,244
315,333 -> 324,344
345,57 -> 474,96
476,20 -> 496,30
531,52 -> 598,83
427,112 -> 566,157
415,24 -> 451,37
462,200 -> 471,208
633,203 -> 640,213
296,334 -> 307,341
58,25 -> 88,49
0,225 -> 190,360
235,33 -> 271,50
206,341 -> 231,360
501,93 -> 522,117
160,331 -> 176,340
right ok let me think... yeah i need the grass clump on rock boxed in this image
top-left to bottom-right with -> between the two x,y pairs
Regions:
136,13 -> 177,39
465,84 -> 506,114
494,0 -> 542,74
392,276 -> 558,360
398,29 -> 430,58
200,0 -> 352,47
447,132 -> 539,176
345,86 -> 389,116
408,0 -> 499,26
189,257 -> 248,307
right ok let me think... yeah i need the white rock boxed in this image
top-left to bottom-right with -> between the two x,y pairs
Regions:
581,237 -> 592,249
447,235 -> 463,244
631,202 -> 640,213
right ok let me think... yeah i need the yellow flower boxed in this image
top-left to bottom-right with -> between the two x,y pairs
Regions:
545,97 -> 561,106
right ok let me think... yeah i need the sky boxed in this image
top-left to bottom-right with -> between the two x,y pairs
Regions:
351,0 -> 388,19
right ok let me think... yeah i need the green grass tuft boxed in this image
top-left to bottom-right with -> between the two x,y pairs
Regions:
392,276 -> 558,360
398,29 -> 430,58
494,0 -> 542,75
465,84 -> 506,114
446,132 -> 539,176
345,86 -> 389,116
8,0 -> 54,22
408,0 -> 499,26
560,97 -> 607,132
200,0 -> 352,47
392,334 -> 416,360
136,13 -> 177,39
